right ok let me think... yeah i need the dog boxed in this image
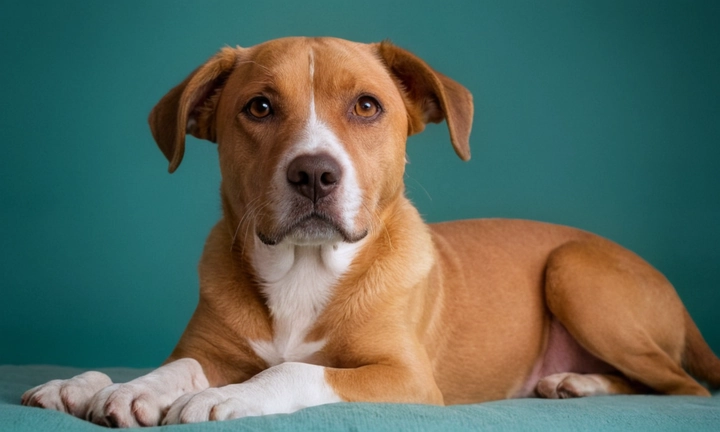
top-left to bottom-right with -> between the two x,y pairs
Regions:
21,37 -> 720,427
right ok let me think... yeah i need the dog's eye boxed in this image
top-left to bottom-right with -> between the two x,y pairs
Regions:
246,97 -> 272,119
353,96 -> 380,118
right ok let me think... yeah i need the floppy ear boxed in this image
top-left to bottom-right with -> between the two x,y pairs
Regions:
148,47 -> 238,173
375,41 -> 473,161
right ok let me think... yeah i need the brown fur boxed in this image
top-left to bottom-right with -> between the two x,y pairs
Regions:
148,37 -> 719,406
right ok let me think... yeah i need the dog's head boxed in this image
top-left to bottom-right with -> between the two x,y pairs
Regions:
149,37 -> 472,247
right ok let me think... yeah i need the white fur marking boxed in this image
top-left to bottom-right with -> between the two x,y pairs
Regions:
309,48 -> 315,84
250,239 -> 363,366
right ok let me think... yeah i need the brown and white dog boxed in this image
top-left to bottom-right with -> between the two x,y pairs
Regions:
22,37 -> 720,427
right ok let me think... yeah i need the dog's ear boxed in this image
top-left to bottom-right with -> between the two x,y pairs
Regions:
375,41 -> 473,161
148,47 -> 238,173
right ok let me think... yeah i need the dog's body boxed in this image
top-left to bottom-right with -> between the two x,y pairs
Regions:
22,37 -> 720,427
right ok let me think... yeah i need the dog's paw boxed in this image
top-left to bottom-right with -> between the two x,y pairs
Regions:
163,387 -> 270,424
21,371 -> 113,418
536,373 -> 573,398
85,381 -> 176,427
76,358 -> 211,427
536,373 -> 613,399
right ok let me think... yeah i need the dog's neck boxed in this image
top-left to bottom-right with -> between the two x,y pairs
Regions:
221,194 -> 431,366
248,237 -> 365,366
251,239 -> 365,310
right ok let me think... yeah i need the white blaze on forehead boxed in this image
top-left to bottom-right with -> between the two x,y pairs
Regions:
309,48 -> 315,80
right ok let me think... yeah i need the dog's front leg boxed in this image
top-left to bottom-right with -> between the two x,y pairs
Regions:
82,358 -> 209,427
162,362 -> 338,424
163,361 -> 442,424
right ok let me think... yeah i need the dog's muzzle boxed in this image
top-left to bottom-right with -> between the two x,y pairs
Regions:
257,153 -> 367,246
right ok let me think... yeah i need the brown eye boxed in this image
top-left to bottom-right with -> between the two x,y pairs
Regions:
246,97 -> 272,119
353,96 -> 380,118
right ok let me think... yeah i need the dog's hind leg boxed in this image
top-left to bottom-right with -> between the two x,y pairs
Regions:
543,239 -> 710,397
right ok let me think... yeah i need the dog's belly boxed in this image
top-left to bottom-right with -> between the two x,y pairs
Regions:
513,318 -> 615,398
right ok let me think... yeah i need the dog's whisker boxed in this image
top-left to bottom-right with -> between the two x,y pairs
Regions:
234,198 -> 269,252
231,196 -> 265,251
242,200 -> 273,249
241,202 -> 268,247
404,172 -> 433,202
361,202 -> 393,251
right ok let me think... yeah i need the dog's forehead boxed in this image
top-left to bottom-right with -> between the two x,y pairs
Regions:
239,37 -> 395,94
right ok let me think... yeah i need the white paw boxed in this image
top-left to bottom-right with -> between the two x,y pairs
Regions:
85,381 -> 175,427
163,362 -> 341,424
163,387 -> 269,424
536,373 -> 609,399
536,372 -> 573,398
21,371 -> 113,418
80,358 -> 210,427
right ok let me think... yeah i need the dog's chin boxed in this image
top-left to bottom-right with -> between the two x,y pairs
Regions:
257,214 -> 368,246
286,218 -> 344,245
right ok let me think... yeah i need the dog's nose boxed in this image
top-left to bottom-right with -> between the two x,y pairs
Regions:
286,153 -> 342,202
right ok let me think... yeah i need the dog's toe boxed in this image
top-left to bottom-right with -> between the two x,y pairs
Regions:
536,373 -> 574,398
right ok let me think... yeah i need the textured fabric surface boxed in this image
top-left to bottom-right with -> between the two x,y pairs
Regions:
2,365 -> 719,431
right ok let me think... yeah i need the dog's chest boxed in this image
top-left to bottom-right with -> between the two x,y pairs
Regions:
250,242 -> 359,366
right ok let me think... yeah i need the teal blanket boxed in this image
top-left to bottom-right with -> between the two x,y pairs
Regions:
2,365 -> 718,431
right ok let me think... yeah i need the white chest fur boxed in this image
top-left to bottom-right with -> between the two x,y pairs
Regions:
250,240 -> 361,366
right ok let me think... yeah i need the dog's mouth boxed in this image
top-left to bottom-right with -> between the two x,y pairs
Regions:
257,211 -> 368,246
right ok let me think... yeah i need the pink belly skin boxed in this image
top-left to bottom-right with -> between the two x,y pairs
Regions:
514,318 -> 616,398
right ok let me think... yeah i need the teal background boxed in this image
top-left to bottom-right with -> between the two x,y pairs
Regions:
0,0 -> 718,368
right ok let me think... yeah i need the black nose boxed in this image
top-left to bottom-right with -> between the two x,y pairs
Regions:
286,153 -> 342,202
